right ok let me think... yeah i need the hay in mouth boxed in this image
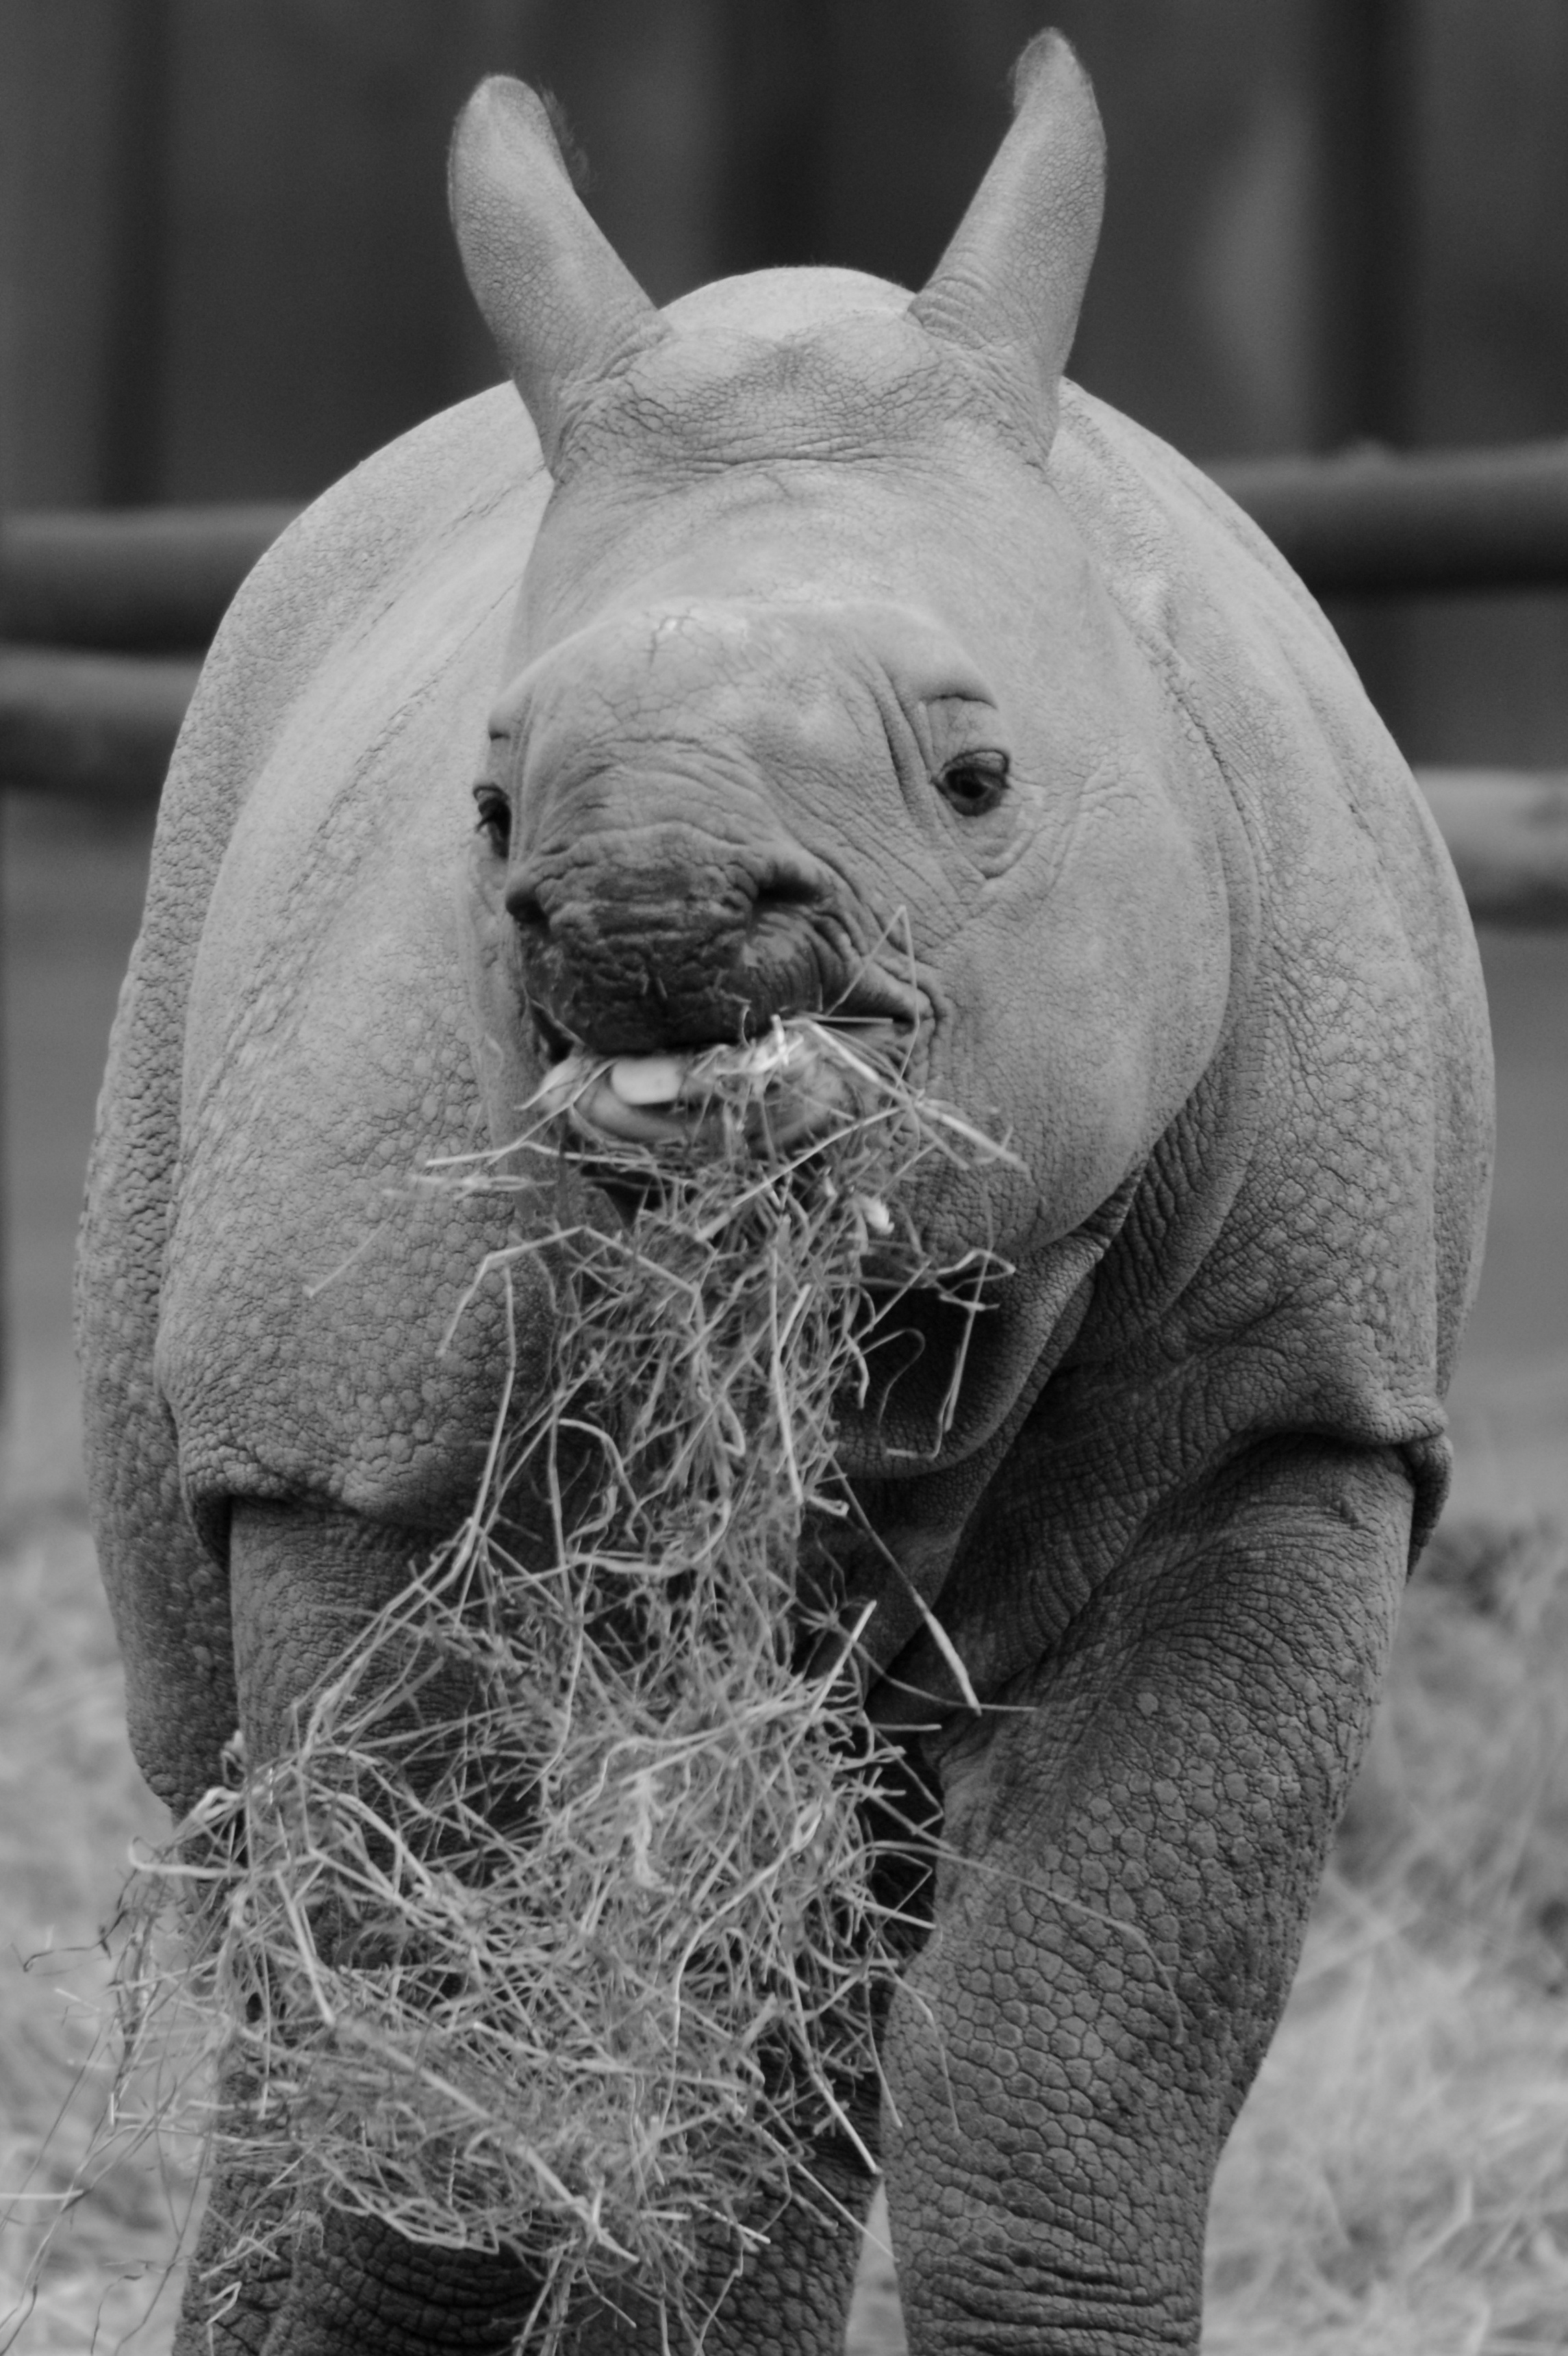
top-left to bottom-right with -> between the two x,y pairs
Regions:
110,1018 -> 1014,2346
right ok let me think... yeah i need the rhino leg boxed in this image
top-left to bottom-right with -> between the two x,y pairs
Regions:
168,1506 -> 534,2353
175,2197 -> 537,2353
179,1503 -> 877,2355
687,2162 -> 875,2356
881,1437 -> 1411,2354
172,2166 -> 294,2353
566,2145 -> 876,2356
177,2161 -> 873,2356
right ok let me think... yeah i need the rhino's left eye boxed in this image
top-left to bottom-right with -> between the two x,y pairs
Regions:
472,784 -> 512,857
936,748 -> 1009,817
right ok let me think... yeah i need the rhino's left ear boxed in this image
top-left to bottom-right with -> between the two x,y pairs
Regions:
910,31 -> 1104,443
449,76 -> 666,469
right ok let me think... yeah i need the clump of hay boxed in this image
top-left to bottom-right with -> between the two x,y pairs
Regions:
112,1017 -> 1011,2344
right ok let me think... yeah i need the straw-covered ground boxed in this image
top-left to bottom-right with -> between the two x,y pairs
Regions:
0,1502 -> 188,2355
6,1495 -> 1567,2353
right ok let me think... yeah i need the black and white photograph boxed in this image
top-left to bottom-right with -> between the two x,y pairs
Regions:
3,6 -> 1567,2350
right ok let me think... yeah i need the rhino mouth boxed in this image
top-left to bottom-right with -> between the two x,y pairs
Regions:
529,1011 -> 914,1154
526,974 -> 921,1153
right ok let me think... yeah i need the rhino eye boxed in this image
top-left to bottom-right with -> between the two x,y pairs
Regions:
472,783 -> 511,857
936,748 -> 1009,817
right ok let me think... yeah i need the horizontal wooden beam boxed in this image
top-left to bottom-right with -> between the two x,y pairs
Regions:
1416,769 -> 1568,930
3,440 -> 1568,665
1211,441 -> 1568,595
0,503 -> 299,650
3,642 -> 1565,930
0,644 -> 203,799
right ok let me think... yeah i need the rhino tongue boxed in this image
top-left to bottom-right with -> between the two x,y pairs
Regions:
579,1053 -> 695,1142
531,1037 -> 850,1150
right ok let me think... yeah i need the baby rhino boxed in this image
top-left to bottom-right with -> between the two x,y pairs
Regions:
79,31 -> 1491,2356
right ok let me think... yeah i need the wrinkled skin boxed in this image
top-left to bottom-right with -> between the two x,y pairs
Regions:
79,37 -> 1491,2356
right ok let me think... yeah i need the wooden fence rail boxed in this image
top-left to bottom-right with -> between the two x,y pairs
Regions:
0,646 -> 203,800
1417,771 -> 1568,928
1211,438 -> 1568,596
0,503 -> 299,650
3,445 -> 1568,924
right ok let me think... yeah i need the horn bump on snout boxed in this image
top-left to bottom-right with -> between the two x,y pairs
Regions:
910,29 -> 1104,440
448,75 -> 666,468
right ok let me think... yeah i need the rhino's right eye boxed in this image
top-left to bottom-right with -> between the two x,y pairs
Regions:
472,784 -> 512,858
936,748 -> 1010,818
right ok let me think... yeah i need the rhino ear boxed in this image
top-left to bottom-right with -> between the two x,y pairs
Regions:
910,31 -> 1104,440
448,76 -> 665,468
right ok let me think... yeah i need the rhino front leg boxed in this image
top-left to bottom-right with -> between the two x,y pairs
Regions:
171,1504 -> 542,2355
882,1437 -> 1411,2353
174,2199 -> 533,2356
184,1504 -> 878,2356
568,2142 -> 876,2356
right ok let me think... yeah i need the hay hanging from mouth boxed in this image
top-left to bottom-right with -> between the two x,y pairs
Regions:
112,1018 -> 1014,2344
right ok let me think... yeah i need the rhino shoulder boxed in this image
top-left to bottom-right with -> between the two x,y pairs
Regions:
1050,384 -> 1492,1500
1048,381 -> 1482,1052
87,379 -> 545,1309
170,385 -> 542,850
101,380 -> 544,1168
79,385 -> 546,1802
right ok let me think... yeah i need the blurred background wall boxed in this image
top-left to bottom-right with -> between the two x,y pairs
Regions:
1,0 -> 1566,1509
6,0 -> 1568,760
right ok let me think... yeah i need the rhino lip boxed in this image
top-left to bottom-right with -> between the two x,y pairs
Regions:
529,1001 -> 583,1067
526,978 -> 919,1077
528,1012 -> 914,1155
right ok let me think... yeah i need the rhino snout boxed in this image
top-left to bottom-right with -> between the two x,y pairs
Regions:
505,831 -> 846,1056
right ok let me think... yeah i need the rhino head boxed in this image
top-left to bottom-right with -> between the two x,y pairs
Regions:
451,35 -> 1233,1313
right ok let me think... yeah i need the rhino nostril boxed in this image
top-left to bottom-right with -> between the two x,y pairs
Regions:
750,863 -> 824,923
505,874 -> 546,930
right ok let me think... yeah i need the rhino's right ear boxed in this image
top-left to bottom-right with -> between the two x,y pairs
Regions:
910,31 -> 1104,443
448,77 -> 666,469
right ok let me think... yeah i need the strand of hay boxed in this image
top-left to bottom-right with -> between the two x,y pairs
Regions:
110,1017 -> 1012,2345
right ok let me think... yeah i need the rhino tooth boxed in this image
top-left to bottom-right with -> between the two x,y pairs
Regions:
608,1055 -> 685,1109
